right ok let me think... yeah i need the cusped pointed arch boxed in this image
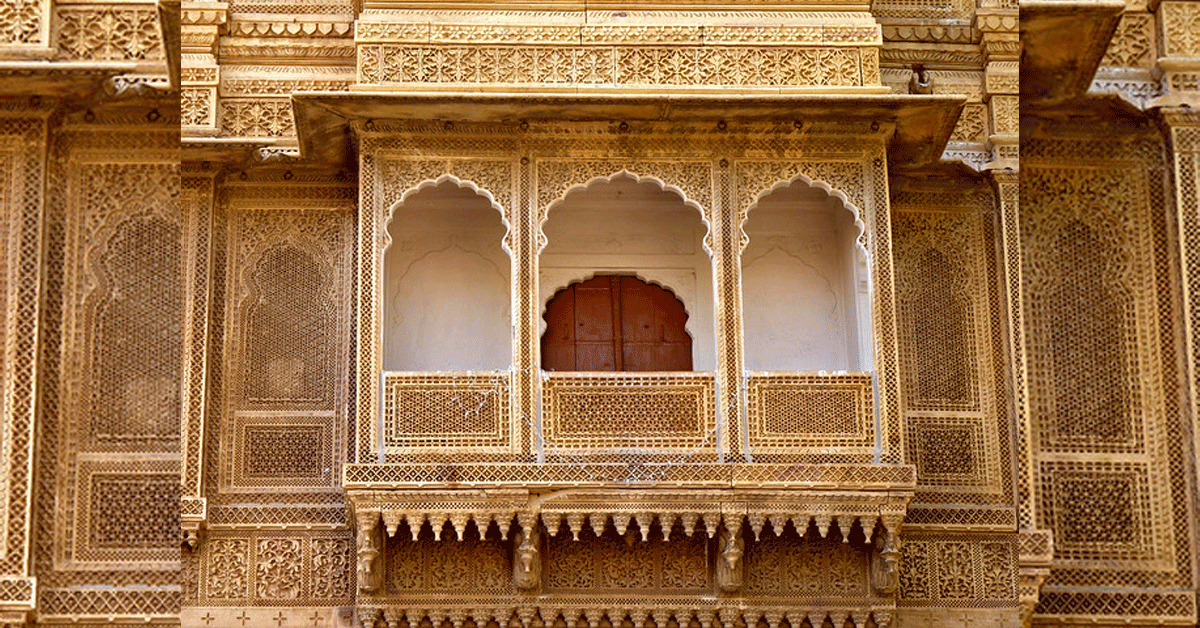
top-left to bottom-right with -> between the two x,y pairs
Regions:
538,167 -> 715,255
383,172 -> 513,257
740,171 -> 868,258
538,170 -> 718,371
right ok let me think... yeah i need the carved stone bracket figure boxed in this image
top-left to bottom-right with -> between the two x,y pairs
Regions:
181,522 -> 202,551
513,512 -> 541,591
870,517 -> 901,596
356,511 -> 384,593
716,517 -> 744,593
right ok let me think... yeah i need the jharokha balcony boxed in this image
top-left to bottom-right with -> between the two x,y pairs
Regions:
337,170 -> 918,628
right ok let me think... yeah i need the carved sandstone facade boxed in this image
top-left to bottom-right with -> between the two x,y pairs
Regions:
0,0 -> 1199,627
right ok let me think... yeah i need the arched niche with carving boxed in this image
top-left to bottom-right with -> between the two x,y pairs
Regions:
88,212 -> 183,443
539,173 -> 715,371
740,178 -> 872,372
383,179 -> 513,371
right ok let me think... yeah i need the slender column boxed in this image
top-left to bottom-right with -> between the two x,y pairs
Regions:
713,157 -> 743,461
180,168 -> 217,549
516,151 -> 538,460
989,171 -> 1033,528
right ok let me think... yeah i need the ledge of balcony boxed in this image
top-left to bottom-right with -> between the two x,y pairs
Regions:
343,461 -> 915,490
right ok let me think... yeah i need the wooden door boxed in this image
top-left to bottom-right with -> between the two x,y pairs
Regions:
542,275 -> 692,371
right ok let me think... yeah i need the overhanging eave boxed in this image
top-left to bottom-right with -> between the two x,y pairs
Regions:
292,91 -> 966,171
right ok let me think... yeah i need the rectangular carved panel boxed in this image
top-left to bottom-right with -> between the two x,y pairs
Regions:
218,199 -> 354,493
382,372 -> 512,455
891,194 -> 1010,507
541,372 -> 716,455
1023,135 -> 1191,622
745,373 -> 874,460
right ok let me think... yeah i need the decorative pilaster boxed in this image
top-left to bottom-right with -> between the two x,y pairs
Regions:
977,9 -> 1018,170
0,103 -> 50,622
181,168 -> 217,551
1160,112 -> 1200,590
181,2 -> 226,133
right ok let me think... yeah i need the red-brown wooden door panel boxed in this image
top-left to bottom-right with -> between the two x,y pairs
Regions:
542,275 -> 692,372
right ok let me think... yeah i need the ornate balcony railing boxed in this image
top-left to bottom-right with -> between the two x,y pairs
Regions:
746,372 -> 876,462
377,370 -> 881,465
540,371 -> 718,460
381,371 -> 515,458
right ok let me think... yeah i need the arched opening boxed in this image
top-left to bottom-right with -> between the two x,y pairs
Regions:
542,275 -> 692,372
384,180 -> 511,371
540,173 -> 714,371
94,214 -> 182,441
741,180 -> 871,372
244,243 -> 336,406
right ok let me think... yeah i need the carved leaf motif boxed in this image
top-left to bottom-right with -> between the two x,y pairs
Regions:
0,0 -> 41,44
660,535 -> 708,590
898,542 -> 929,599
980,542 -> 1013,599
937,542 -> 973,599
545,535 -> 596,589
312,538 -> 353,599
208,539 -> 249,599
598,536 -> 653,589
255,538 -> 302,599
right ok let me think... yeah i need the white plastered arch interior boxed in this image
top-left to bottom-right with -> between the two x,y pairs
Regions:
740,174 -> 874,372
382,176 -> 514,372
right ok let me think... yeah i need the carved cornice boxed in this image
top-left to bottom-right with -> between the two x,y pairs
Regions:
219,37 -> 356,59
880,24 -> 975,44
180,1 -> 227,26
881,43 -> 984,69
229,20 -> 354,38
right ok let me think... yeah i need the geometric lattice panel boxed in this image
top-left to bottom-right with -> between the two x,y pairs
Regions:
228,415 -> 335,490
67,458 -> 179,568
541,372 -> 717,454
382,372 -> 512,454
906,417 -> 996,490
745,373 -> 875,460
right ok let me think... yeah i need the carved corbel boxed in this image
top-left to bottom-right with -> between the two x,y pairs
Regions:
716,517 -> 744,593
513,513 -> 541,591
181,522 -> 202,551
870,517 -> 902,596
356,511 -> 384,593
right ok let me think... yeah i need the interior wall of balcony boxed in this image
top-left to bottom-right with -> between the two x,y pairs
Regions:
539,175 -> 716,371
741,183 -> 870,372
384,182 -> 512,371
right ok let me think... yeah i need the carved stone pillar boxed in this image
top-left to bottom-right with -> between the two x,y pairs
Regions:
181,168 -> 217,552
990,168 -> 1055,623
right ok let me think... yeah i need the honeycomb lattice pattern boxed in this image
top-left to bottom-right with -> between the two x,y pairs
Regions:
89,474 -> 178,549
745,373 -> 874,460
93,214 -> 183,444
383,372 -> 511,452
243,245 -> 337,408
